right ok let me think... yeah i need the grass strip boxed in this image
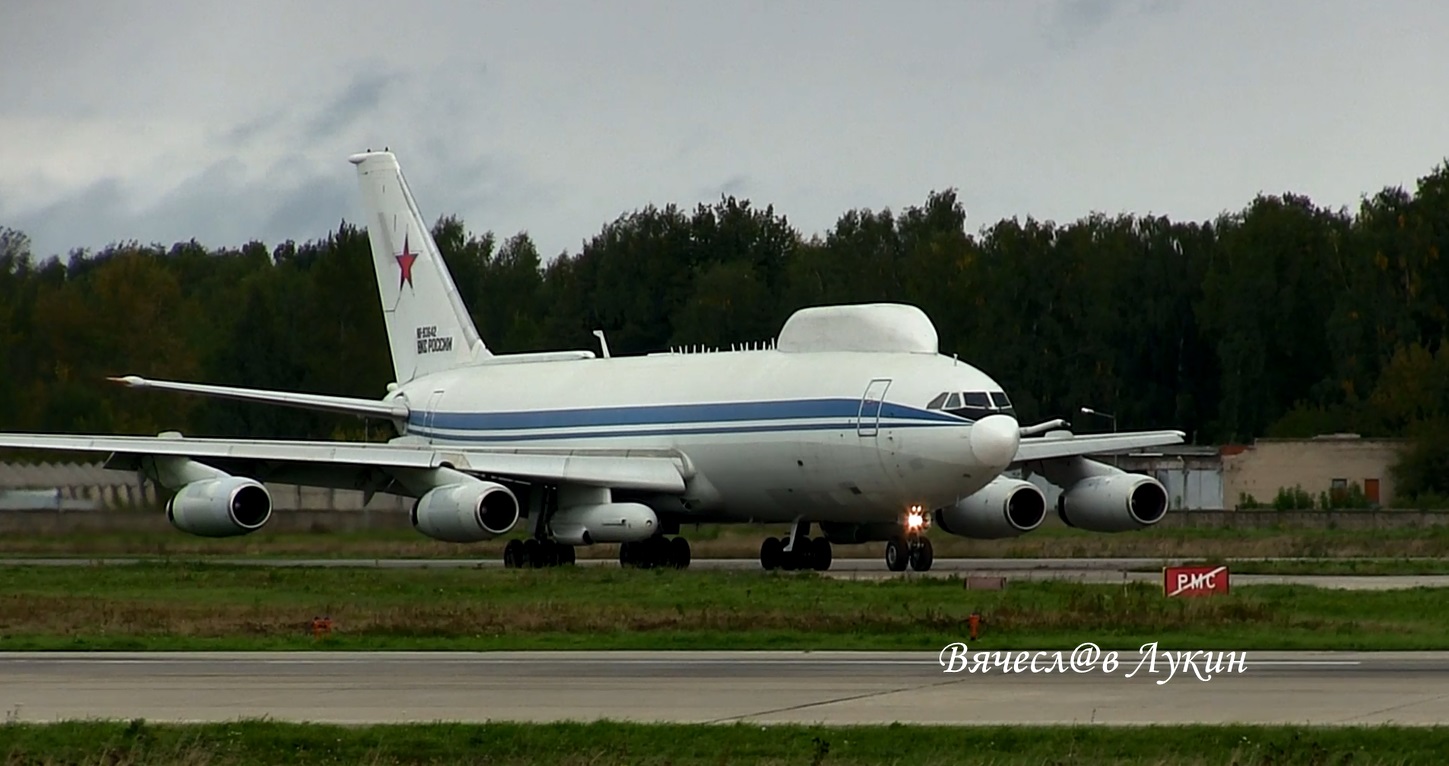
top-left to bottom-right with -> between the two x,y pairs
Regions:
1,720 -> 1446,765
2,563 -> 1448,651
10,519 -> 1449,559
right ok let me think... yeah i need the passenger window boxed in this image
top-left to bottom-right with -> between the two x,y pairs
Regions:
944,392 -> 961,409
990,392 -> 1012,408
925,392 -> 948,410
963,392 -> 990,408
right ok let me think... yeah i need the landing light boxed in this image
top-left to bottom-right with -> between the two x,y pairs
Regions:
907,505 -> 927,530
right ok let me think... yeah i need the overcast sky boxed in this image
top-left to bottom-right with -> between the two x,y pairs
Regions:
2,0 -> 1446,260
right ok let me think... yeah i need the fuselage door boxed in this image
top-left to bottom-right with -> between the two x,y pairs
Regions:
423,389 -> 446,440
856,378 -> 892,437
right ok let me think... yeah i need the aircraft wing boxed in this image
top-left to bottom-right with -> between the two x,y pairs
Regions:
1013,430 -> 1187,464
107,376 -> 406,420
0,434 -> 687,494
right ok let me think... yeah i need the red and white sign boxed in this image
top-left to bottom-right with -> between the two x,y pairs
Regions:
1164,565 -> 1230,597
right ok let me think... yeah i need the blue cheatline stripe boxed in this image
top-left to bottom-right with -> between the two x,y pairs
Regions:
408,398 -> 966,432
405,419 -> 972,443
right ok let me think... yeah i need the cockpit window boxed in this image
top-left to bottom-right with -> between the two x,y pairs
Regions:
990,392 -> 1012,408
963,392 -> 990,408
944,392 -> 961,410
925,392 -> 949,410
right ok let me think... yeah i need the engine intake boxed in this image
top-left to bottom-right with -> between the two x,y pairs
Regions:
934,477 -> 1047,539
1057,474 -> 1169,532
166,477 -> 272,537
411,481 -> 521,543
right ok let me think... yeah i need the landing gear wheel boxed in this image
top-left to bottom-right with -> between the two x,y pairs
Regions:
669,536 -> 692,569
620,541 -> 639,568
523,538 -> 545,568
884,538 -> 909,572
810,536 -> 833,571
503,539 -> 523,568
792,541 -> 814,571
760,537 -> 784,571
558,543 -> 576,566
909,537 -> 934,572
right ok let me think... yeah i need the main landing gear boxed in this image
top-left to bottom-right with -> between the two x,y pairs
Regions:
884,507 -> 934,572
760,520 -> 833,571
620,536 -> 692,569
503,538 -> 576,568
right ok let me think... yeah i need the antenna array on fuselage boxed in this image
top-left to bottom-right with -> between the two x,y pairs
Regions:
664,339 -> 777,355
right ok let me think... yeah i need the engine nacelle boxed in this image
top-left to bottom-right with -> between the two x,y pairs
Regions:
934,477 -> 1047,539
166,476 -> 272,537
551,502 -> 658,545
411,481 -> 521,543
1057,474 -> 1169,532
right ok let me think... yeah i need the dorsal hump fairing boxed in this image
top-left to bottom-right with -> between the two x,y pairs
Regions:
349,150 -> 489,383
776,303 -> 938,354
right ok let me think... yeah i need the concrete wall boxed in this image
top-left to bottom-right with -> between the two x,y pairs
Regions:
1221,435 -> 1404,508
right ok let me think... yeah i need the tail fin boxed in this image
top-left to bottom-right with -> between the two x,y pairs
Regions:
349,150 -> 489,383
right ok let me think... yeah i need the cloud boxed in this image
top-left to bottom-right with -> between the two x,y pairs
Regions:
2,0 -> 1447,266
303,69 -> 405,143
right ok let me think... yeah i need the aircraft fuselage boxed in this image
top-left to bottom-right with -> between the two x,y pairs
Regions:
393,348 -> 1020,524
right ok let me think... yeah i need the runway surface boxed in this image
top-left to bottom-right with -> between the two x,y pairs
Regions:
2,556 -> 1447,589
3,650 -> 1447,726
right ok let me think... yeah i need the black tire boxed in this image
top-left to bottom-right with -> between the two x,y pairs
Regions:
885,538 -> 908,572
810,536 -> 833,571
559,543 -> 576,566
760,536 -> 784,570
669,537 -> 691,569
619,541 -> 636,568
503,539 -> 523,568
909,537 -> 934,572
524,538 -> 546,568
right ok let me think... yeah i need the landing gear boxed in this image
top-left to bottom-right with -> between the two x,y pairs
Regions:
759,519 -> 832,572
885,538 -> 909,572
885,535 -> 934,572
620,536 -> 692,569
909,536 -> 934,572
504,538 -> 576,568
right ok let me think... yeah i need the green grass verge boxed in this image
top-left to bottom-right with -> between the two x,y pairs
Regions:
4,563 -> 1449,651
1,720 -> 1446,765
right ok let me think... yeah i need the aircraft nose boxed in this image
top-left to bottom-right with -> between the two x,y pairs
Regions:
970,414 -> 1021,469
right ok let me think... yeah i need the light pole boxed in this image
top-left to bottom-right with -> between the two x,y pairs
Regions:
1080,407 -> 1119,466
1080,407 -> 1117,433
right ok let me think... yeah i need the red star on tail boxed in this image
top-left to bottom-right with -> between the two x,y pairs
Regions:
395,235 -> 419,290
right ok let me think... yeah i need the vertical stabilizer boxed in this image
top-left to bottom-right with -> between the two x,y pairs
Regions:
349,150 -> 489,383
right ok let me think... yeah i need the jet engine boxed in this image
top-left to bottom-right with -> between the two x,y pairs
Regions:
411,480 -> 521,543
933,477 -> 1047,539
166,476 -> 272,537
1057,474 -> 1169,532
551,502 -> 658,545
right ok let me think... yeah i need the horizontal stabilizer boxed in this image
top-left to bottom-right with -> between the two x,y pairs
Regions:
109,376 -> 407,420
1013,430 -> 1186,464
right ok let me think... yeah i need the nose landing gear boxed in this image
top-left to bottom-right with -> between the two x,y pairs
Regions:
885,506 -> 934,572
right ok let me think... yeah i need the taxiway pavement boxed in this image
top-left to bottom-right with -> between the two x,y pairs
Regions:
1,556 -> 1446,590
2,650 -> 1445,726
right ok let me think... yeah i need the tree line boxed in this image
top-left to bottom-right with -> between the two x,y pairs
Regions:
2,163 -> 1447,501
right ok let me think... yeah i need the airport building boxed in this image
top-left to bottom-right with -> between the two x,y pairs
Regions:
1219,434 -> 1405,509
1023,433 -> 1404,511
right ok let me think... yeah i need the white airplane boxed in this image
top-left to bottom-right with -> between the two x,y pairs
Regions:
0,151 -> 1184,572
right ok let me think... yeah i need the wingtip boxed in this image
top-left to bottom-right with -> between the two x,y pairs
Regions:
107,375 -> 147,387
